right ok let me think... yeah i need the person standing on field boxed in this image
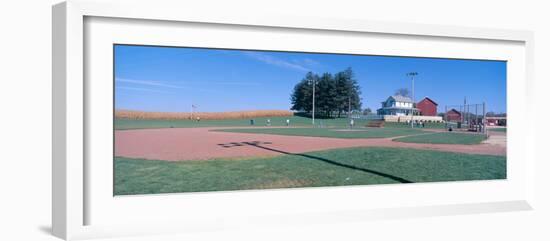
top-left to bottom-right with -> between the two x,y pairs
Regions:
286,119 -> 290,126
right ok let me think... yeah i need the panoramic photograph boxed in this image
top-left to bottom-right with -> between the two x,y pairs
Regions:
113,44 -> 507,195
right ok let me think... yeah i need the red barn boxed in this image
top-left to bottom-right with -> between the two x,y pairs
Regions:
446,108 -> 462,122
416,97 -> 438,116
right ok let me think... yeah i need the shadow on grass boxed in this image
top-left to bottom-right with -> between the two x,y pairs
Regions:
220,141 -> 413,184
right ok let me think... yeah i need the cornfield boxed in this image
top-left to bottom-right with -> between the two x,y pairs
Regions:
115,109 -> 293,120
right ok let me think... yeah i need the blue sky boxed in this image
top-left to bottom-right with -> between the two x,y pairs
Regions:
114,45 -> 507,113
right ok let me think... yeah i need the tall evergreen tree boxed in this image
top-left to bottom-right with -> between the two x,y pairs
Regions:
334,68 -> 362,117
290,72 -> 317,113
333,71 -> 348,117
316,72 -> 337,117
290,68 -> 362,118
343,67 -> 362,113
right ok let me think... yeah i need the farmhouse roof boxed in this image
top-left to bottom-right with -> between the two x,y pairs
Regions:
389,95 -> 413,103
378,107 -> 419,110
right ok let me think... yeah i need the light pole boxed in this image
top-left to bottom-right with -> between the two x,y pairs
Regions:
310,79 -> 316,125
191,104 -> 197,120
348,95 -> 352,129
348,95 -> 352,119
407,72 -> 418,128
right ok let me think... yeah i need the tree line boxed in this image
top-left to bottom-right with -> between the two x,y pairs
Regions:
290,68 -> 362,118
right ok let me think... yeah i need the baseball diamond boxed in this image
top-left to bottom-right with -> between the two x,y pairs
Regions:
113,44 -> 507,195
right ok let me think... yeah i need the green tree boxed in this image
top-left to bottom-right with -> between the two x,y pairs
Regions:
290,68 -> 362,118
333,71 -> 348,117
343,68 -> 362,114
363,108 -> 372,115
290,72 -> 317,113
334,68 -> 362,117
316,72 -> 337,117
394,88 -> 410,97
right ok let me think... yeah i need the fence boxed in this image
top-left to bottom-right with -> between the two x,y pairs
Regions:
444,102 -> 486,133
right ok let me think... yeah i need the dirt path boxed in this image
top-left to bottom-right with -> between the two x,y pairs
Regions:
115,127 -> 506,161
483,130 -> 507,147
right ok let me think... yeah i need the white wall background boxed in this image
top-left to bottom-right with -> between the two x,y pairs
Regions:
0,0 -> 548,240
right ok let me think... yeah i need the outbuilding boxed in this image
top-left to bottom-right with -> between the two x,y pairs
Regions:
417,97 -> 438,116
486,116 -> 506,126
446,108 -> 462,122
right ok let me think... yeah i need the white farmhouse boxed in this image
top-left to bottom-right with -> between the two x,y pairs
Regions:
376,95 -> 418,116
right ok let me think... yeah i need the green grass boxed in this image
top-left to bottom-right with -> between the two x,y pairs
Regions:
115,116 -> 370,130
383,121 -> 447,129
393,132 -> 487,145
490,128 -> 507,132
214,127 -> 426,139
114,147 -> 506,195
115,116 -> 454,131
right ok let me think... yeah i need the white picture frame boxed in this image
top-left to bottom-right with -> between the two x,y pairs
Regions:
52,0 -> 535,240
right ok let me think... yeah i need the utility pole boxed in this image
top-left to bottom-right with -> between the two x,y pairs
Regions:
407,72 -> 418,128
191,104 -> 197,120
445,105 -> 448,129
483,102 -> 487,136
348,95 -> 353,129
348,95 -> 352,119
463,97 -> 467,124
310,79 -> 316,125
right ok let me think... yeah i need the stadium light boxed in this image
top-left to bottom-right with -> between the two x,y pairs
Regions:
309,79 -> 316,125
407,72 -> 418,128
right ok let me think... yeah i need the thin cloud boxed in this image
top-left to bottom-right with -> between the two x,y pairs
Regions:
116,77 -> 260,88
242,51 -> 310,72
116,77 -> 225,94
115,86 -> 172,93
213,81 -> 261,86
293,58 -> 321,67
116,78 -> 183,89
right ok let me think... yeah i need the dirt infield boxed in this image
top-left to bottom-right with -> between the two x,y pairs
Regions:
115,127 -> 506,161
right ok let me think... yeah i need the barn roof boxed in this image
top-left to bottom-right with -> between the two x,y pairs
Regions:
419,97 -> 438,105
447,108 -> 461,114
